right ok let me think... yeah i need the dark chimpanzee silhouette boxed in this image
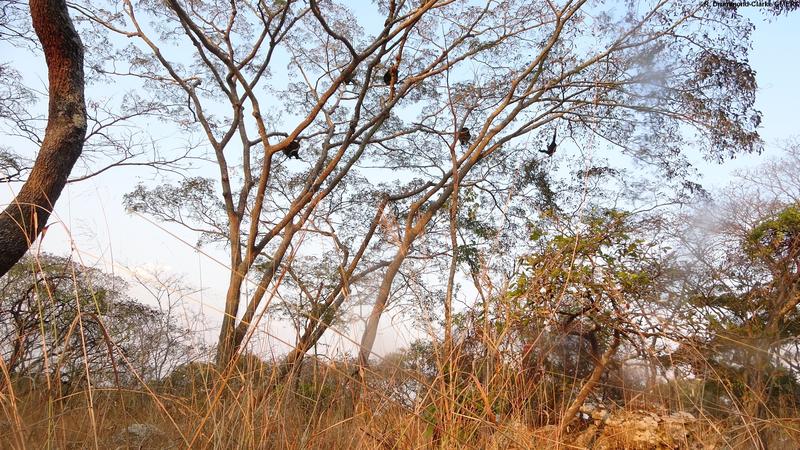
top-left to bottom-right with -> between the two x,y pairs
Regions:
458,127 -> 471,147
540,128 -> 557,156
283,140 -> 301,160
383,66 -> 398,86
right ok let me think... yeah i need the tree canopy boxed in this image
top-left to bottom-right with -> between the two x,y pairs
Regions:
4,2 -> 799,447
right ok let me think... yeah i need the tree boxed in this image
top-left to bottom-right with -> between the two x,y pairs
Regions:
0,1 -> 36,183
121,269 -> 206,382
0,0 -> 86,277
75,0 -> 761,373
0,254 -> 127,385
668,147 -> 800,448
0,254 -> 202,387
510,206 -> 677,431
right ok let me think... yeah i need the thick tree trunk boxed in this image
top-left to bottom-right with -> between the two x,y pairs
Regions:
216,225 -> 296,368
0,0 -> 86,278
215,260 -> 245,367
357,249 -> 408,370
355,175 -> 462,378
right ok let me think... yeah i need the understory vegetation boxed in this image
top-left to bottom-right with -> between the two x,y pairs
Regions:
1,0 -> 799,448
3,146 -> 800,449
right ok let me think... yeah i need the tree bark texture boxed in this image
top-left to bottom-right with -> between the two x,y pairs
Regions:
0,0 -> 86,277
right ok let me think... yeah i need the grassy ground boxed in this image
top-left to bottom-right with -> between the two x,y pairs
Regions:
2,355 -> 799,449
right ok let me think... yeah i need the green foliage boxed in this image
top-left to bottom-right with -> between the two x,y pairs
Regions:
745,205 -> 800,263
455,245 -> 480,274
0,254 -> 198,386
678,204 -> 800,417
517,158 -> 558,211
0,254 -> 127,382
518,208 -> 655,294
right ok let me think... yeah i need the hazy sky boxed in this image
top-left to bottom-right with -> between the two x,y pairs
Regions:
2,5 -> 799,358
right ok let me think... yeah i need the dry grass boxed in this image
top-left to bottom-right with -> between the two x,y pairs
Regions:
2,351 -> 799,450
3,240 -> 800,449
